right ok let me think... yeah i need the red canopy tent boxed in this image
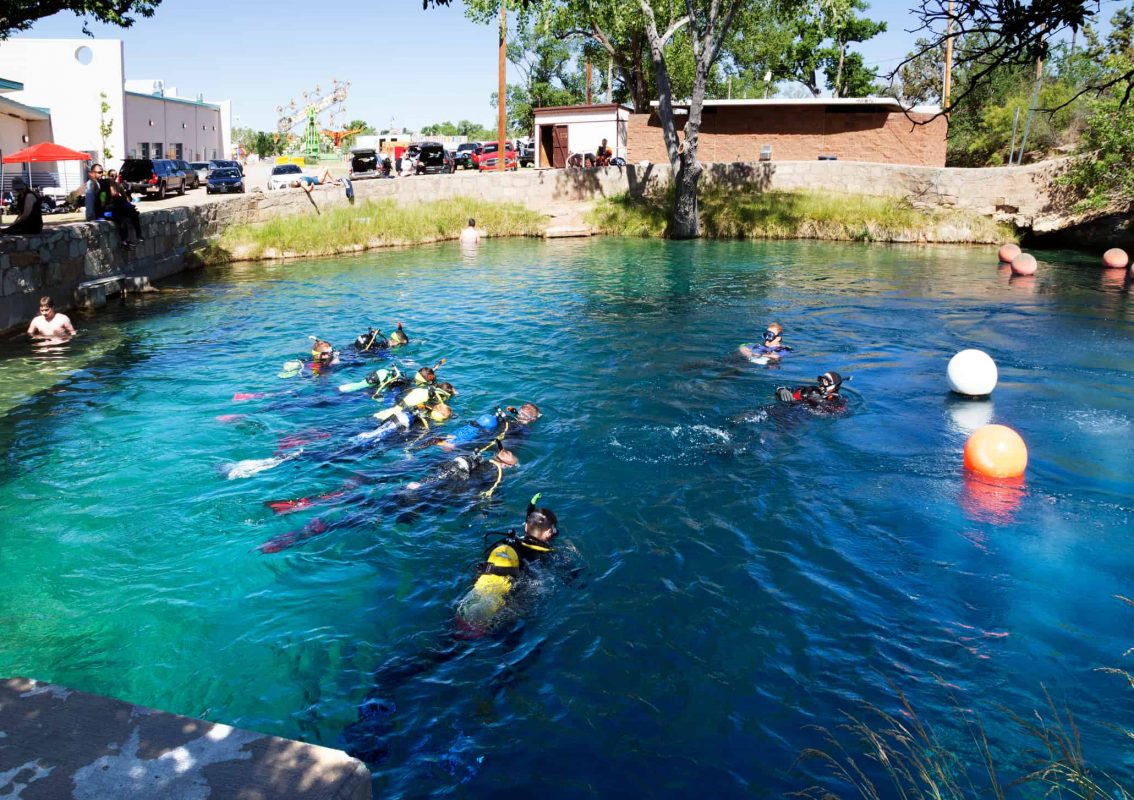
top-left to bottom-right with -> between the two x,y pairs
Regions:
1,141 -> 91,220
2,141 -> 92,164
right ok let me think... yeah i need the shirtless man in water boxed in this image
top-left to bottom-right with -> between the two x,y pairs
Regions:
458,218 -> 482,245
27,296 -> 76,339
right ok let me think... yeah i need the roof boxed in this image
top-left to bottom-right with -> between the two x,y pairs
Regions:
125,91 -> 221,111
0,78 -> 25,94
533,103 -> 634,115
649,97 -> 942,114
0,95 -> 51,121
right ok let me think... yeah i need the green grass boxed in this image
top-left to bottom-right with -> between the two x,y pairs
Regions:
589,187 -> 1016,244
206,197 -> 544,263
794,596 -> 1134,800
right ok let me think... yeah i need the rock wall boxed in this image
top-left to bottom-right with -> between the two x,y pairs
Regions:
0,160 -> 1062,334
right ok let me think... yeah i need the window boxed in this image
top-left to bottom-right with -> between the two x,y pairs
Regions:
154,143 -> 163,158
140,142 -> 150,158
174,143 -> 183,159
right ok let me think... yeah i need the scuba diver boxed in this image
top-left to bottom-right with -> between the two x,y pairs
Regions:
455,494 -> 558,635
774,370 -> 850,414
417,402 -> 541,453
258,444 -> 521,553
338,496 -> 566,764
279,337 -> 340,378
339,360 -> 449,397
739,322 -> 791,365
351,321 -> 410,353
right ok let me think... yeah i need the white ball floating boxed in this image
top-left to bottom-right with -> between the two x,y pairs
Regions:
947,349 -> 999,397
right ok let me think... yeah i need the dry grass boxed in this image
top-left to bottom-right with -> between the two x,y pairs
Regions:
205,197 -> 544,263
589,187 -> 1015,244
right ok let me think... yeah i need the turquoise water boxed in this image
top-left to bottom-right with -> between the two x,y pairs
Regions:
1,239 -> 1132,797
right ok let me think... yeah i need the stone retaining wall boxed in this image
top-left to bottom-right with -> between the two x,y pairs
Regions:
0,160 -> 1061,334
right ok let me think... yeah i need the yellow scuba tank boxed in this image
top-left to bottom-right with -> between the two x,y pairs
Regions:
374,386 -> 432,421
456,543 -> 519,629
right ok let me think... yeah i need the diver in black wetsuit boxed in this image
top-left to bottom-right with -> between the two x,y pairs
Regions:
352,321 -> 409,352
339,496 -> 563,764
775,370 -> 850,414
257,445 -> 521,554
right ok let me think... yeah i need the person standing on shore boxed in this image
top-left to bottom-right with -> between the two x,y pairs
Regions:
27,296 -> 76,339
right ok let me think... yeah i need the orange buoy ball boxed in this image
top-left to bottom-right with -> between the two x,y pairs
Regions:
998,243 -> 1021,263
1102,248 -> 1129,269
1010,253 -> 1037,276
964,424 -> 1028,479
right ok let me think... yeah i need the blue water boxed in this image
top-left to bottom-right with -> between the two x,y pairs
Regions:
0,239 -> 1131,797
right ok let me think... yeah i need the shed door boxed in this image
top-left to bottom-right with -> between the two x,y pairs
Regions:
552,125 -> 569,169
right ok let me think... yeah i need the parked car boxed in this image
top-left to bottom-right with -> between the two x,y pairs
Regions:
517,141 -> 535,168
413,142 -> 453,175
453,142 -> 482,170
350,148 -> 386,179
118,158 -> 186,199
268,163 -> 305,190
189,161 -> 210,182
206,167 -> 245,194
478,142 -> 518,172
209,159 -> 243,176
174,159 -> 200,189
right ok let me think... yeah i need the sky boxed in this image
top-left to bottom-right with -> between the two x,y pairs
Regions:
13,0 -> 1121,133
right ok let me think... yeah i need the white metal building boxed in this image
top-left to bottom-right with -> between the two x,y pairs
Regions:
532,104 -> 631,169
0,39 -> 232,187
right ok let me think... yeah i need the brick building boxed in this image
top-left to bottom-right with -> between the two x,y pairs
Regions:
625,98 -> 946,167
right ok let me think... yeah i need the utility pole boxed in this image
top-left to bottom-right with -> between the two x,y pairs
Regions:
607,59 -> 613,102
498,3 -> 507,171
586,59 -> 593,104
942,0 -> 954,107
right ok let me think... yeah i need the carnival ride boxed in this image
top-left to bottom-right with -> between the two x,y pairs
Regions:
276,79 -> 351,160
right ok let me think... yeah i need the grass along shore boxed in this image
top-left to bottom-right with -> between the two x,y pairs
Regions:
204,197 -> 545,263
589,187 -> 1015,244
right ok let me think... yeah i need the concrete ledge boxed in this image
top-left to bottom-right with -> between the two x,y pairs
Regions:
0,677 -> 371,800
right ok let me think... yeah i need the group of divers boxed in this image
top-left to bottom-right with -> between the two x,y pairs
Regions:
225,319 -> 850,764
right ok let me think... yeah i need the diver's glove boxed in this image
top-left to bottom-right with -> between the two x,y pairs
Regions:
775,387 -> 795,403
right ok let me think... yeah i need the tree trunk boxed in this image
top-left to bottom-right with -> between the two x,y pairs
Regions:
670,150 -> 702,238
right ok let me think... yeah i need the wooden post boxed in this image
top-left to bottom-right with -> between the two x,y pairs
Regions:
607,59 -> 613,102
498,4 -> 507,171
586,59 -> 593,105
942,0 -> 954,107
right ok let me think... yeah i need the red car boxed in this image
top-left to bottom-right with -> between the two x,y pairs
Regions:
478,142 -> 518,172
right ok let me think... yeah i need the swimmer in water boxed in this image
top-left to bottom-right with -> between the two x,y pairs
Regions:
27,296 -> 76,339
340,495 -> 569,764
739,322 -> 790,363
775,370 -> 849,413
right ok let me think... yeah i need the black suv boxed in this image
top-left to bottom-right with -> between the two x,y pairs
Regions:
413,142 -> 453,175
119,158 -> 186,199
174,159 -> 200,190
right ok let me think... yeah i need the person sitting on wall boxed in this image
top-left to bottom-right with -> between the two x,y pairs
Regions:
106,181 -> 143,249
84,163 -> 106,221
596,138 -> 612,166
3,178 -> 43,235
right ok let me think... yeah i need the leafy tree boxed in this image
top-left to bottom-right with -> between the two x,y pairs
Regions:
893,37 -> 943,105
98,91 -> 113,160
339,119 -> 375,149
0,0 -> 161,38
422,120 -> 496,140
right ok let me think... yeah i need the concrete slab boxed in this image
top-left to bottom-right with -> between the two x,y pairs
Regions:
0,677 -> 371,800
544,225 -> 592,238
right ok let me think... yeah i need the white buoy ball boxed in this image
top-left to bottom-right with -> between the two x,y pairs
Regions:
947,349 -> 999,397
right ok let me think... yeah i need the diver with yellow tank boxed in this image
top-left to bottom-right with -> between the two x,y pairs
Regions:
455,493 -> 558,635
338,495 -> 568,764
